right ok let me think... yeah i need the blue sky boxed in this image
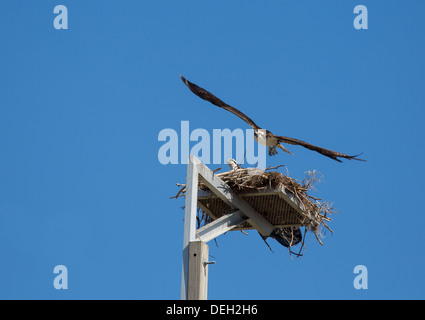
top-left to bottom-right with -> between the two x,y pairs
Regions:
1,1 -> 424,299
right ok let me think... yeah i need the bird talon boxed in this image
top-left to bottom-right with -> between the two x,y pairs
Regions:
268,146 -> 278,156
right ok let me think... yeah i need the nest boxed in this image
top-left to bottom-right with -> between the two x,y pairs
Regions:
172,163 -> 336,250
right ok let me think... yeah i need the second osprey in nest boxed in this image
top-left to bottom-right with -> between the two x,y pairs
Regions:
181,75 -> 364,162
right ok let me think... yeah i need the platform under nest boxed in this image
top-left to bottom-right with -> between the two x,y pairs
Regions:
172,162 -> 336,251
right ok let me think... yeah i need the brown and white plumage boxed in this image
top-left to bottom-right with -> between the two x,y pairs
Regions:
180,75 -> 364,162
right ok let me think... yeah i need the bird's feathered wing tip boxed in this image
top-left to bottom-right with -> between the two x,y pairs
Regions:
330,153 -> 366,162
275,135 -> 366,162
180,74 -> 189,86
180,75 -> 207,100
180,75 -> 222,104
346,153 -> 366,162
323,153 -> 366,163
179,75 -> 261,130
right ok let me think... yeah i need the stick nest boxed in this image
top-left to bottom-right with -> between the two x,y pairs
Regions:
172,163 -> 336,247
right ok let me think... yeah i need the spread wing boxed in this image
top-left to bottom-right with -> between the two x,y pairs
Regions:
180,75 -> 261,130
275,135 -> 365,162
180,75 -> 365,162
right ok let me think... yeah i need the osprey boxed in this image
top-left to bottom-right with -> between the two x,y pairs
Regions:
181,75 -> 364,162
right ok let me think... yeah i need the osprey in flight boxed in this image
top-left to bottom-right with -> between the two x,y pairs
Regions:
181,75 -> 364,162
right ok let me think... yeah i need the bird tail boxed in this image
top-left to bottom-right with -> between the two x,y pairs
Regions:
277,143 -> 293,155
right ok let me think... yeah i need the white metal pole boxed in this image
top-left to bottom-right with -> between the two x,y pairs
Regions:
180,155 -> 200,299
188,241 -> 209,300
